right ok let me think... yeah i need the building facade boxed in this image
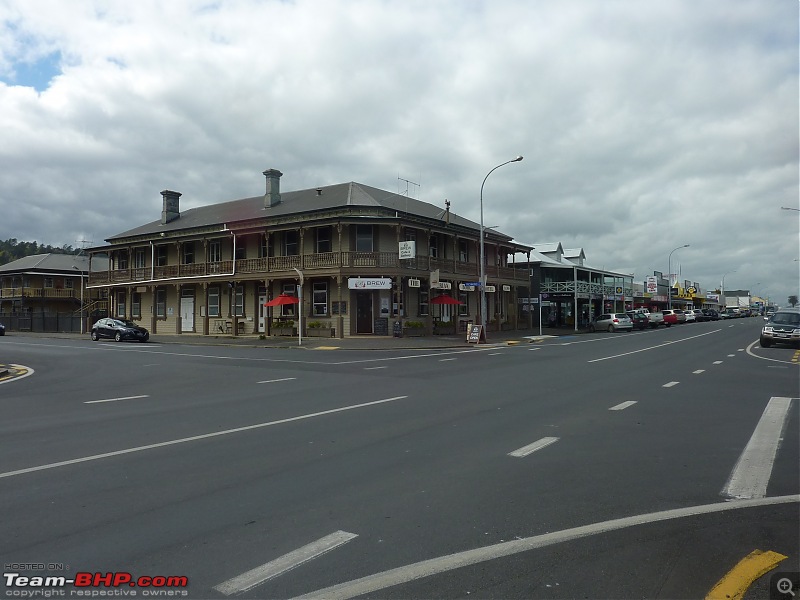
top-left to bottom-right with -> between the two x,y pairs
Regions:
87,169 -> 533,337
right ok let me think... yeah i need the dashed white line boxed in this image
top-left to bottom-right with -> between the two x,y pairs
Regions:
214,530 -> 358,596
257,377 -> 297,384
713,361 -> 723,365
663,381 -> 680,388
609,401 -> 637,411
85,395 -> 150,404
693,370 -> 705,374
363,366 -> 388,370
439,358 -> 457,362
727,354 -> 736,357
508,437 -> 559,458
722,397 -> 795,499
488,352 -> 503,356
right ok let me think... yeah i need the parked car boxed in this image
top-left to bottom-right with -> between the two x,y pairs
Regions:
760,308 -> 800,348
0,321 -> 4,336
645,311 -> 665,328
662,309 -> 679,326
689,309 -> 706,322
701,308 -> 719,321
683,309 -> 696,323
626,311 -> 649,330
90,318 -> 150,342
589,313 -> 633,332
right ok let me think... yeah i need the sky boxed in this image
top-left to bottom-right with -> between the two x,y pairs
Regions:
1,0 -> 798,306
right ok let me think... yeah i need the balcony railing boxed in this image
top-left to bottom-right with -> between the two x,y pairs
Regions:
88,252 -> 530,286
0,287 -> 81,299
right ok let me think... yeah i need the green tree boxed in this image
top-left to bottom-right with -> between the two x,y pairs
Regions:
789,295 -> 798,307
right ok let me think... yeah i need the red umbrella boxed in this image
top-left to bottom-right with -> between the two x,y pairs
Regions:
429,295 -> 463,305
263,293 -> 300,306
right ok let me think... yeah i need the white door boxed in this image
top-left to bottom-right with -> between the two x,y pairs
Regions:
181,297 -> 194,332
258,295 -> 266,333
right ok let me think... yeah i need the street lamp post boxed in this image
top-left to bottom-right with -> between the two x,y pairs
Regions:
721,270 -> 736,311
667,244 -> 690,310
480,156 -> 523,328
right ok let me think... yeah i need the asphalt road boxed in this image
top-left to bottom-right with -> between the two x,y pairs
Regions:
1,318 -> 798,599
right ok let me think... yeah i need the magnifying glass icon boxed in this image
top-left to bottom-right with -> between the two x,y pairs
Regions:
777,578 -> 796,596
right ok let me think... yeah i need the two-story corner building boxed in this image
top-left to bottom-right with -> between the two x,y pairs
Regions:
87,169 -> 534,338
0,253 -> 109,332
514,242 -> 635,331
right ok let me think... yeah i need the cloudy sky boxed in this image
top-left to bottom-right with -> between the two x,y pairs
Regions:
1,0 -> 797,305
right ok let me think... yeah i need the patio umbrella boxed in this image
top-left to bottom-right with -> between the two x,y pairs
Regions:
263,293 -> 300,306
429,295 -> 463,305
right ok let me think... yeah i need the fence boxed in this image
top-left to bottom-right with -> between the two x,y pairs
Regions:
0,311 -> 106,333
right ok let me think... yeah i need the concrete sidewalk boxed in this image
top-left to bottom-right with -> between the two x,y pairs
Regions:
7,327 -> 580,350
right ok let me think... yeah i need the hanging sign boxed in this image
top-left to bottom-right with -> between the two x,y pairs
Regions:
348,277 -> 392,290
399,241 -> 416,259
408,279 -> 421,288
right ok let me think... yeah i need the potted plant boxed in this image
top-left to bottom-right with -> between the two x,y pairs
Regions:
272,319 -> 296,336
306,320 -> 335,337
433,319 -> 456,335
403,320 -> 426,337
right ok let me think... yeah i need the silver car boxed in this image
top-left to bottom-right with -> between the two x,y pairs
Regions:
589,313 -> 633,332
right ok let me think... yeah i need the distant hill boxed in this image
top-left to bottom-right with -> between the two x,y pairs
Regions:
0,238 -> 76,266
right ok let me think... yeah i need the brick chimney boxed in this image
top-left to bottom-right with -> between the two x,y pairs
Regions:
161,190 -> 181,224
263,169 -> 283,208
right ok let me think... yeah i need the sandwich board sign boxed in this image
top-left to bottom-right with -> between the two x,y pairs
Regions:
467,324 -> 486,344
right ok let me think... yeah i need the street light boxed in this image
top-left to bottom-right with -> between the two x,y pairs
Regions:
480,156 -> 523,328
667,244 -> 690,310
721,270 -> 736,309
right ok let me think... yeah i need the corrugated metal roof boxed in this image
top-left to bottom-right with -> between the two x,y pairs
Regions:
0,253 -> 108,273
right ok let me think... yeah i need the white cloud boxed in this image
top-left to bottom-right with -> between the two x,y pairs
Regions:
0,0 -> 797,303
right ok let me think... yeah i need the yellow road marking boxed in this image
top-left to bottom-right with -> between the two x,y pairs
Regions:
705,549 -> 787,600
313,346 -> 340,351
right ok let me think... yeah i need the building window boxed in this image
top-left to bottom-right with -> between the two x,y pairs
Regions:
395,288 -> 404,317
458,291 -> 468,316
233,285 -> 244,317
405,228 -> 416,242
155,288 -> 166,318
134,249 -> 146,269
284,231 -> 298,256
459,240 -> 469,262
118,252 -> 129,270
132,292 -> 141,319
332,301 -> 347,315
235,244 -> 246,260
209,241 -> 221,263
356,225 -> 373,252
419,282 -> 429,316
44,278 -> 54,288
429,235 -> 438,258
281,283 -> 296,317
312,282 -> 328,316
183,243 -> 194,264
208,287 -> 220,317
65,279 -> 74,290
156,245 -> 168,267
316,227 -> 332,254
259,236 -> 268,259
117,291 -> 126,317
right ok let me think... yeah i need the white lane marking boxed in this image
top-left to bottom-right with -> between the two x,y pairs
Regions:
738,349 -> 745,352
363,366 -> 388,370
508,437 -> 559,458
0,396 -> 409,479
214,530 -> 358,596
713,361 -> 723,365
609,401 -> 637,411
257,377 -> 297,384
746,339 -> 800,366
663,381 -> 680,388
439,358 -> 457,362
693,369 -> 705,374
587,330 -> 719,363
488,352 -> 503,356
528,348 -> 541,351
0,364 -> 35,386
85,395 -> 150,404
298,496 -> 800,600
727,354 -> 736,357
721,396 -> 795,500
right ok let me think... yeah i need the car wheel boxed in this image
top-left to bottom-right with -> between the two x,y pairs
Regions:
91,330 -> 99,341
589,324 -> 596,333
760,338 -> 772,348
115,332 -> 122,342
140,335 -> 149,343
608,325 -> 615,332
666,323 -> 671,327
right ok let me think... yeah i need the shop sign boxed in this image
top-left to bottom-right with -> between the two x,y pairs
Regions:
348,277 -> 392,290
646,276 -> 658,294
398,241 -> 416,259
484,285 -> 496,293
459,283 -> 477,291
434,281 -> 452,290
502,285 -> 511,292
408,279 -> 420,288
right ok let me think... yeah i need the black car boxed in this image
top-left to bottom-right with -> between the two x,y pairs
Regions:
90,318 -> 149,342
625,311 -> 649,330
701,308 -> 719,321
760,309 -> 800,348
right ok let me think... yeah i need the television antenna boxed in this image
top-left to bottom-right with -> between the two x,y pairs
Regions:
76,239 -> 92,256
398,176 -> 420,198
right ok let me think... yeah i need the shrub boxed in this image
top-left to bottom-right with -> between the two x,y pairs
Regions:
308,321 -> 323,328
404,320 -> 425,329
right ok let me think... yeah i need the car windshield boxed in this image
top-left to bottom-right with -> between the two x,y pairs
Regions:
116,319 -> 138,327
771,313 -> 800,326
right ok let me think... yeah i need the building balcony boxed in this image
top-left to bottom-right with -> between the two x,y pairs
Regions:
88,251 -> 531,286
1,287 -> 82,300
